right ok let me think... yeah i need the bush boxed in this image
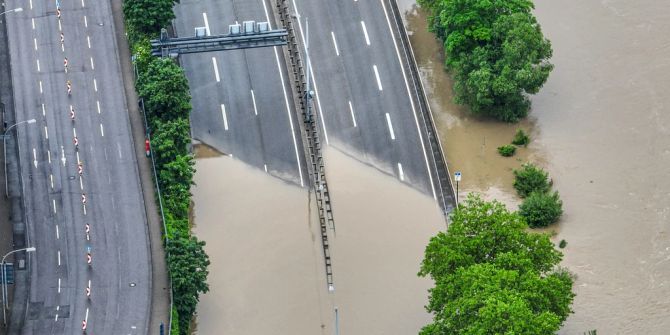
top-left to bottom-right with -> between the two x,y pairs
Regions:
559,239 -> 567,249
519,191 -> 563,228
513,163 -> 550,197
512,129 -> 530,146
497,144 -> 516,157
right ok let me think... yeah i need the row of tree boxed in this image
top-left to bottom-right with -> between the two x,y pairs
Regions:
122,1 -> 209,334
418,0 -> 553,121
419,195 -> 574,334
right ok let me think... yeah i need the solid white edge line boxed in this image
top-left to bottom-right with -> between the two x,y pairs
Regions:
264,0 -> 305,187
250,90 -> 258,115
348,101 -> 357,127
398,162 -> 405,181
331,31 -> 340,56
212,57 -> 220,82
202,12 -> 210,36
373,65 -> 383,91
220,104 -> 228,130
290,0 -> 329,145
385,113 -> 395,140
380,0 -> 437,200
361,21 -> 371,45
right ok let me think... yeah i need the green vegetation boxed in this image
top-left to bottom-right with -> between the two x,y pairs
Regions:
417,0 -> 553,121
559,239 -> 567,249
512,128 -> 530,146
519,191 -> 563,227
122,1 -> 209,333
497,144 -> 516,157
419,195 -> 574,334
513,162 -> 550,197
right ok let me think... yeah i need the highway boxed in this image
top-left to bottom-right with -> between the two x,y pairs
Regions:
174,0 -> 307,187
5,0 -> 151,333
291,0 -> 440,198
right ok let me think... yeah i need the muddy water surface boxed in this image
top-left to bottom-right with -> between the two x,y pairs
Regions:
401,0 -> 670,333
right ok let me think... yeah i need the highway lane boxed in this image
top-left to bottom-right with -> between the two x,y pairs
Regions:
174,0 -> 307,186
6,0 -> 150,333
290,0 -> 438,199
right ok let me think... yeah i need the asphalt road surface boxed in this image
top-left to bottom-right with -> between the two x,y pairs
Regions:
174,0 -> 308,187
290,0 -> 439,198
6,0 -> 151,333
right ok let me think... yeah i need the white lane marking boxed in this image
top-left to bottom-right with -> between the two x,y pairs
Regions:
44,126 -> 48,139
220,104 -> 228,130
331,31 -> 340,56
361,21 -> 371,45
57,250 -> 61,266
58,20 -> 61,31
73,128 -> 77,138
84,16 -> 87,28
83,204 -> 87,215
373,65 -> 383,91
42,103 -> 45,116
212,57 -> 220,82
33,148 -> 37,168
58,278 -> 61,292
79,176 -> 83,190
61,146 -> 66,166
96,100 -> 101,114
47,150 -> 51,163
61,43 -> 64,52
100,124 -> 104,137
53,199 -> 57,213
202,13 -> 211,35
29,0 -> 32,10
250,90 -> 258,115
289,0 -> 329,145
117,143 -> 122,159
50,174 -> 53,188
81,0 -> 85,7
31,18 -> 35,30
385,113 -> 396,140
56,225 -> 59,239
55,314 -> 58,322
398,163 -> 405,181
36,59 -> 40,72
77,151 -> 81,164
348,101 -> 357,127
380,0 -> 437,200
87,36 -> 92,49
264,164 -> 268,173
84,308 -> 89,322
90,57 -> 94,70
39,81 -> 43,94
33,38 -> 37,50
93,78 -> 98,92
262,1 -> 305,186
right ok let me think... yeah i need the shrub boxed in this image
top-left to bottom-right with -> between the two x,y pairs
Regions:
519,191 -> 563,228
513,163 -> 550,197
512,129 -> 530,146
559,239 -> 567,249
497,144 -> 516,157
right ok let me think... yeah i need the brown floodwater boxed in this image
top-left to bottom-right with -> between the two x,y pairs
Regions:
401,0 -> 670,333
191,146 -> 444,334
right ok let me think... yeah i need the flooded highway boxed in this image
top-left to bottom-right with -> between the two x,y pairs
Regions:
402,0 -> 670,333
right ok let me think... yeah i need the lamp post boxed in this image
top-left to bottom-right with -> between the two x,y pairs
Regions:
2,247 -> 35,326
454,171 -> 462,205
4,119 -> 36,197
0,8 -> 23,16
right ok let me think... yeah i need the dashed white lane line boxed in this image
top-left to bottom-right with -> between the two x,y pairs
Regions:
42,103 -> 45,116
348,101 -> 357,127
87,35 -> 91,48
398,163 -> 405,181
77,151 -> 81,164
79,176 -> 84,190
379,0 -> 437,200
250,90 -> 258,116
116,143 -> 122,159
361,21 -> 371,45
36,59 -> 40,72
58,20 -> 61,31
73,127 -> 77,138
58,278 -> 61,293
331,31 -> 340,56
31,18 -> 35,30
96,100 -> 101,114
57,250 -> 61,266
50,174 -> 53,188
33,38 -> 37,50
29,0 -> 32,10
81,0 -> 85,7
373,65 -> 383,91
264,164 -> 268,173
32,148 -> 37,168
212,57 -> 220,82
385,113 -> 396,140
39,81 -> 43,94
220,104 -> 228,130
61,43 -> 64,52
44,126 -> 48,139
90,57 -> 94,70
47,150 -> 51,163
202,12 -> 211,36
84,308 -> 89,322
84,15 -> 87,28
93,78 -> 98,92
100,123 -> 104,137
53,199 -> 57,213
56,225 -> 59,239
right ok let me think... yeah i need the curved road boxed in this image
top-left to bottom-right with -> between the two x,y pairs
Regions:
6,0 -> 151,333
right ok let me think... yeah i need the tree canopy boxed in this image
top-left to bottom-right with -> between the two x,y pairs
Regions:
123,0 -> 177,37
168,235 -> 210,332
137,58 -> 192,124
419,195 -> 574,334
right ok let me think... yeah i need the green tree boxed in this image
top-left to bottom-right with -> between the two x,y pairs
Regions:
512,128 -> 530,146
519,191 -> 563,227
158,154 -> 195,220
513,162 -> 551,197
419,195 -> 574,334
167,235 -> 210,334
123,0 -> 177,37
137,58 -> 192,124
151,118 -> 192,166
497,144 -> 516,157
